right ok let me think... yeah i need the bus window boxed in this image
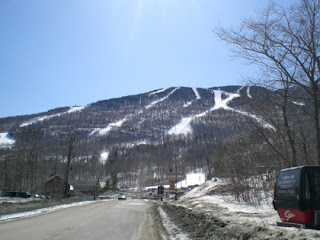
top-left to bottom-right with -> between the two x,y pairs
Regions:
305,174 -> 311,200
315,172 -> 320,199
275,169 -> 300,200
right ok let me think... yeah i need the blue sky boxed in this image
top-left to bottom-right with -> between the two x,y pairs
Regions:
1,0 -> 278,118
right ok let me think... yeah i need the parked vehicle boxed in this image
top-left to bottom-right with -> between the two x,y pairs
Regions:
5,191 -> 32,198
273,166 -> 320,229
34,193 -> 46,199
118,194 -> 126,200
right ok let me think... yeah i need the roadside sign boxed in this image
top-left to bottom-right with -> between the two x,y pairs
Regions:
170,180 -> 175,190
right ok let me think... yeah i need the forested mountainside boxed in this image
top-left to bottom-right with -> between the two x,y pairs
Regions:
0,85 -> 315,193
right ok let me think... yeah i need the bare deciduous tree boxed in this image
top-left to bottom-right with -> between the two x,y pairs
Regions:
215,0 -> 320,165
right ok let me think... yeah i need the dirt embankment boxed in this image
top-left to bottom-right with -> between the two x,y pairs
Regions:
161,202 -> 320,240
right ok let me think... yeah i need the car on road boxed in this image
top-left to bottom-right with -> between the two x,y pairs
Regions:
34,193 -> 46,199
118,194 -> 126,200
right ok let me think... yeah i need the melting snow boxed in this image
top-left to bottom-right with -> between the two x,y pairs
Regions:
292,101 -> 305,106
146,87 -> 180,109
180,179 -> 280,225
91,118 -> 128,136
183,102 -> 192,108
127,139 -> 149,148
148,88 -> 167,96
247,86 -> 252,99
67,106 -> 86,113
169,89 -> 238,136
168,117 -> 193,135
192,88 -> 201,100
169,88 -> 275,136
20,106 -> 86,127
0,133 -> 15,148
158,207 -> 191,240
100,151 -> 110,164
91,87 -> 180,136
183,88 -> 201,108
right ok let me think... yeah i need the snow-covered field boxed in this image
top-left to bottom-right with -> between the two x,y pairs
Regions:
161,175 -> 320,239
179,179 -> 279,225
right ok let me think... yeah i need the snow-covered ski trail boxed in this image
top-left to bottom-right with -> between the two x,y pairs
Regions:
168,87 -> 275,136
20,106 -> 86,127
183,88 -> 201,107
90,87 -> 180,136
146,87 -> 179,109
148,88 -> 167,96
247,86 -> 252,99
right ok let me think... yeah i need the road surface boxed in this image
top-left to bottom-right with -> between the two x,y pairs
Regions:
0,199 -> 162,240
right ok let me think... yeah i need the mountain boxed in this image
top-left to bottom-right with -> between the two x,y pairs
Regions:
0,85 -> 304,192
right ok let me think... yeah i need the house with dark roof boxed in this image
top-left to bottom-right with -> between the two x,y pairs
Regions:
44,175 -> 69,198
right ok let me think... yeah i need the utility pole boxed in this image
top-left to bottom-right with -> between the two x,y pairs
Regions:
175,164 -> 178,200
64,133 -> 76,198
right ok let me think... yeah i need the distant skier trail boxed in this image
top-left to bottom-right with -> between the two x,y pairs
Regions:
168,87 -> 274,136
91,87 -> 180,136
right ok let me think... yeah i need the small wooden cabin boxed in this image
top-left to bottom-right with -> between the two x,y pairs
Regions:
44,175 -> 69,198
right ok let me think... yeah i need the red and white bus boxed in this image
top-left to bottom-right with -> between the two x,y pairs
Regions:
273,166 -> 320,229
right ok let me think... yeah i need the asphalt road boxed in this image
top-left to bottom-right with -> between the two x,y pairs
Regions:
0,199 -> 162,240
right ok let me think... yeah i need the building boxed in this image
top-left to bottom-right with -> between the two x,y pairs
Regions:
44,175 -> 69,198
69,180 -> 101,195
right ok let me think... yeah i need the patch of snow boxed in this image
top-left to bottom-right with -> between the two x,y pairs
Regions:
21,115 -> 54,127
192,88 -> 201,100
127,139 -> 149,148
175,179 -> 320,239
91,87 -> 180,136
167,117 -> 193,136
232,109 -> 276,130
0,133 -> 15,148
146,87 -> 180,109
100,151 -> 109,164
168,89 -> 239,136
91,118 -> 128,136
247,86 -> 252,99
158,206 -> 191,240
212,89 -> 239,110
180,179 -> 223,200
179,179 -> 279,225
168,88 -> 275,136
183,88 -> 201,108
213,89 -> 275,130
194,195 -> 279,224
237,86 -> 245,93
20,106 -> 86,127
292,101 -> 305,106
67,106 -> 86,113
183,101 -> 193,108
149,88 -> 167,96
